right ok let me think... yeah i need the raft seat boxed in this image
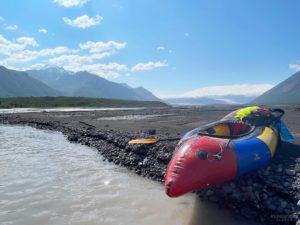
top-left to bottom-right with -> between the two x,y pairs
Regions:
201,122 -> 252,138
230,122 -> 252,136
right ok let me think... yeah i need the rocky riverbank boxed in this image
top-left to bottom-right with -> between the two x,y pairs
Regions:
0,106 -> 299,225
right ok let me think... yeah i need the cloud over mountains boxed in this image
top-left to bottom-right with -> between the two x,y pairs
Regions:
177,84 -> 274,98
0,33 -> 167,79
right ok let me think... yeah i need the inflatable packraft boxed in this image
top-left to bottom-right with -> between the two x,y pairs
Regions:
164,106 -> 293,197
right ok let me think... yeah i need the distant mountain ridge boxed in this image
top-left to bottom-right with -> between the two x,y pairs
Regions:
252,71 -> 300,105
164,97 -> 228,105
164,95 -> 257,105
26,67 -> 161,101
0,66 -> 60,97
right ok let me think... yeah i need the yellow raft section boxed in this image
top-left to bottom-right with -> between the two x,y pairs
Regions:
211,124 -> 231,136
257,127 -> 278,156
234,106 -> 279,156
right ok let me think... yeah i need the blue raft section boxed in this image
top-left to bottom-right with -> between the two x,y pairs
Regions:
233,138 -> 272,176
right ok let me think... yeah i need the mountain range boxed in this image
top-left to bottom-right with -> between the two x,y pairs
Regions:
26,67 -> 160,101
1,64 -> 300,105
0,66 -> 160,101
0,66 -> 60,97
252,71 -> 300,105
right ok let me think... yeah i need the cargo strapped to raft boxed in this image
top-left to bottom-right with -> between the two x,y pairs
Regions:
242,108 -> 284,126
197,121 -> 256,139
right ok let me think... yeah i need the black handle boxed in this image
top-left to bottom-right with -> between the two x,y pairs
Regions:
271,108 -> 285,119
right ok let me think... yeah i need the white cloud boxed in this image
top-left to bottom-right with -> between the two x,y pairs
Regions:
80,41 -> 126,53
0,34 -> 129,79
63,62 -> 128,79
0,60 -> 18,70
49,51 -> 127,79
47,40 -> 127,78
184,33 -> 190,37
16,37 -> 39,47
48,41 -> 128,79
63,14 -> 102,29
157,46 -> 165,51
0,35 -> 26,55
49,52 -> 112,65
289,63 -> 300,72
4,50 -> 40,63
173,84 -> 274,98
5,24 -> 18,30
24,63 -> 46,70
90,62 -> 128,71
38,28 -> 48,34
131,61 -> 168,72
54,0 -> 88,7
2,47 -> 78,64
38,46 -> 79,56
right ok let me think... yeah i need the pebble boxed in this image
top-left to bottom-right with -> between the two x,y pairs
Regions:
240,208 -> 257,219
262,193 -> 268,200
208,196 -> 218,202
231,192 -> 241,199
206,189 -> 214,196
268,203 -> 276,211
147,129 -> 156,135
246,186 -> 253,192
222,185 -> 233,194
285,169 -> 296,176
263,171 -> 270,176
131,145 -> 147,155
142,158 -> 149,166
280,200 -> 288,208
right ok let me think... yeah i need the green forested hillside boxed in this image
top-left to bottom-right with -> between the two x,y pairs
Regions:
0,96 -> 168,108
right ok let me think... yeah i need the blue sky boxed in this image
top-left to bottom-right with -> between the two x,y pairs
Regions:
0,0 -> 300,98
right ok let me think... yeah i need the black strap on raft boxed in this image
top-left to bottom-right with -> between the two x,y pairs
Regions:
196,147 -> 223,161
242,108 -> 284,126
271,108 -> 285,119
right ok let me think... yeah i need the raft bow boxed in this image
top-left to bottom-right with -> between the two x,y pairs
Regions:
164,106 -> 293,197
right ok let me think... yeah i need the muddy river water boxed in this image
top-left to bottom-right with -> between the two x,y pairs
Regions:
0,125 -> 260,225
